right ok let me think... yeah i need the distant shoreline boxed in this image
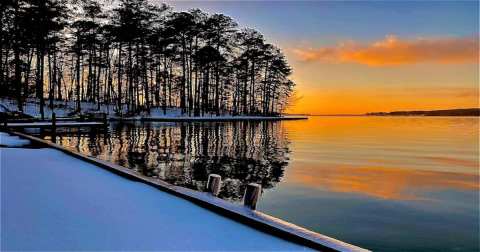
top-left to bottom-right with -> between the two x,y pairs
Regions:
365,108 -> 480,117
305,108 -> 480,117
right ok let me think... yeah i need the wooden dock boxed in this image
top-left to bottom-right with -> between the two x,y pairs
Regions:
2,112 -> 108,129
5,121 -> 105,128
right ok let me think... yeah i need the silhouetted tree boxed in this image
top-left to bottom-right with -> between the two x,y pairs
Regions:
0,0 -> 295,117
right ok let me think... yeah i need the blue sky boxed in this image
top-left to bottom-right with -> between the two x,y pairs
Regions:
164,1 -> 478,46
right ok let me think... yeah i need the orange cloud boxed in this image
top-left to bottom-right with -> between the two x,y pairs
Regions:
293,35 -> 479,66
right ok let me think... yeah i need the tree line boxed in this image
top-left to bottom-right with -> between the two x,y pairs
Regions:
0,0 -> 295,118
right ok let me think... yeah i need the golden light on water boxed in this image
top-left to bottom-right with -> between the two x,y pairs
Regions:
282,116 -> 479,200
287,163 -> 479,200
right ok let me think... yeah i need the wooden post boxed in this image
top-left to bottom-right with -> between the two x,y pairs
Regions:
206,174 -> 222,196
52,112 -> 56,129
51,112 -> 56,143
243,183 -> 261,210
102,113 -> 108,133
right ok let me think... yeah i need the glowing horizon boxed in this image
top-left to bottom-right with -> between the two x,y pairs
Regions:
285,34 -> 478,114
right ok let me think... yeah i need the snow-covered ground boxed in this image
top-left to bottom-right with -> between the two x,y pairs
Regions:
0,98 -> 307,121
0,132 -> 31,147
0,132 -> 309,251
0,98 -> 121,118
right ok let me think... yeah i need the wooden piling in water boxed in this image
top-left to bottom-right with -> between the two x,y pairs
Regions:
243,183 -> 261,210
207,174 -> 222,196
52,112 -> 56,128
51,112 -> 57,143
102,113 -> 108,131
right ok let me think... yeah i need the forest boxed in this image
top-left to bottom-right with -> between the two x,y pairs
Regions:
0,0 -> 295,119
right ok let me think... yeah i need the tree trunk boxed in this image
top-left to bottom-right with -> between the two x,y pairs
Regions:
76,52 -> 81,111
117,43 -> 122,113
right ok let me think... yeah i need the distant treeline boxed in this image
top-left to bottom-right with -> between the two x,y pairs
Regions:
366,108 -> 480,116
0,0 -> 295,119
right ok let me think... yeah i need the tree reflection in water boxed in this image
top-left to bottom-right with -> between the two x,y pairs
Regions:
47,121 -> 291,202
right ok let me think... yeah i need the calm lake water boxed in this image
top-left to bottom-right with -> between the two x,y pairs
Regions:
36,116 -> 479,251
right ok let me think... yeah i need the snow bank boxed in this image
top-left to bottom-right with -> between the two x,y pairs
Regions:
141,115 -> 307,121
0,104 -> 9,113
1,98 -> 306,121
0,132 -> 31,147
0,98 -> 72,118
0,98 -> 121,118
1,147 -> 309,251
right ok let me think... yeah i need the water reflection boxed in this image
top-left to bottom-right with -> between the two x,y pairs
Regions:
46,121 -> 290,201
287,162 -> 478,200
258,116 -> 479,252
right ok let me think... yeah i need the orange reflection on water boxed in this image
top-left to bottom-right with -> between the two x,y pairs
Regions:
288,162 -> 479,200
420,156 -> 479,170
282,116 -> 479,200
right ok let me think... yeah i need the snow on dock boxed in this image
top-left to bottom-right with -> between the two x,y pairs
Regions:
0,132 -> 31,147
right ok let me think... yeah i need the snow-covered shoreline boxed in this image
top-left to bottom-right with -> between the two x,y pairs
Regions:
1,98 -> 307,121
120,115 -> 308,121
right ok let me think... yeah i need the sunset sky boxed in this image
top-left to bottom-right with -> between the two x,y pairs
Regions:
164,1 -> 479,114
